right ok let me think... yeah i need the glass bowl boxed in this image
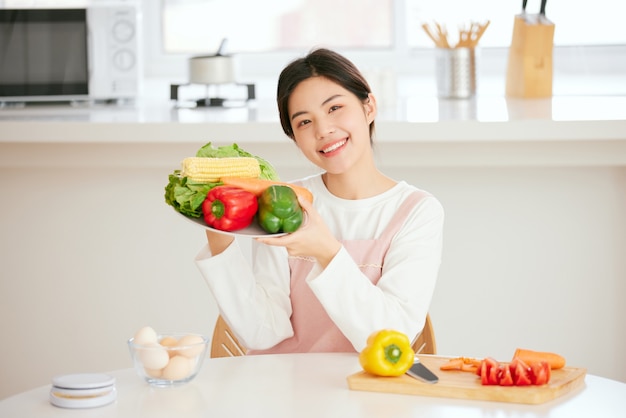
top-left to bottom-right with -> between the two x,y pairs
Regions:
127,333 -> 209,387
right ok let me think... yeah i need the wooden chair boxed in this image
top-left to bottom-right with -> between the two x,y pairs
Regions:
210,315 -> 247,358
412,313 -> 437,355
210,313 -> 436,358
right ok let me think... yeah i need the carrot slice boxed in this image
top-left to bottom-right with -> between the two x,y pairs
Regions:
220,176 -> 314,204
440,357 -> 481,372
513,348 -> 566,370
439,358 -> 464,371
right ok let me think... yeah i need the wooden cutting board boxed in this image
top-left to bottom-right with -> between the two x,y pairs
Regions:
347,355 -> 586,405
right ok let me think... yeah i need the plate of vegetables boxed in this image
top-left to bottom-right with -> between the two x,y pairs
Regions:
174,209 -> 287,238
165,142 -> 312,237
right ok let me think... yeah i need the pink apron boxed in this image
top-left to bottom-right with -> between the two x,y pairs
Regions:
248,190 -> 428,354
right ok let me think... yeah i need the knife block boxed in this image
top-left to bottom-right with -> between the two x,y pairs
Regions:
505,14 -> 555,98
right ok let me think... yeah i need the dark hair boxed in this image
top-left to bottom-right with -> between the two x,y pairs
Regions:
277,48 -> 374,140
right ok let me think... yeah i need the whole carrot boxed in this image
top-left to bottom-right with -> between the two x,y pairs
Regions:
220,177 -> 314,204
513,348 -> 566,370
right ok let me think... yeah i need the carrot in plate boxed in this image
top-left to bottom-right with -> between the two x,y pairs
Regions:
513,348 -> 566,370
220,177 -> 314,204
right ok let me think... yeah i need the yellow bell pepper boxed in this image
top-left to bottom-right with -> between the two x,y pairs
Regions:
359,329 -> 415,377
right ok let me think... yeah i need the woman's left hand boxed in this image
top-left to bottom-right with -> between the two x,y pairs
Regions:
256,196 -> 341,268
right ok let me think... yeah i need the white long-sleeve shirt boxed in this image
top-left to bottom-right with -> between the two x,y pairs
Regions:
195,174 -> 444,352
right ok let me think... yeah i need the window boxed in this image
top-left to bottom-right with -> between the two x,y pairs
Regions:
159,0 -> 626,54
162,0 -> 393,54
145,0 -> 625,95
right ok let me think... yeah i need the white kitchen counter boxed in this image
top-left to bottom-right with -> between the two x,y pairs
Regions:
2,354 -> 625,418
1,93 -> 625,168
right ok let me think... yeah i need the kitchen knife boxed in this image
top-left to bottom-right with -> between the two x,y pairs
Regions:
539,0 -> 549,24
521,0 -> 532,24
406,359 -> 439,384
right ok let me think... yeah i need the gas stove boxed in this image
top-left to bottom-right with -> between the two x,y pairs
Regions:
170,82 -> 255,108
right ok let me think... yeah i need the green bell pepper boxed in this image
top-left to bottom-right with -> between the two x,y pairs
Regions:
257,185 -> 303,233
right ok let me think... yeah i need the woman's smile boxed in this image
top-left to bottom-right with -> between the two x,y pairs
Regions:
320,138 -> 348,155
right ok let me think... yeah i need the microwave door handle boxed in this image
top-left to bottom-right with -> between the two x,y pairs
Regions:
86,26 -> 94,91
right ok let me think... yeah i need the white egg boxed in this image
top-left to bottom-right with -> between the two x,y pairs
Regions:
175,335 -> 205,358
133,326 -> 158,345
159,336 -> 178,348
159,336 -> 179,357
161,355 -> 192,380
138,342 -> 169,370
144,367 -> 163,378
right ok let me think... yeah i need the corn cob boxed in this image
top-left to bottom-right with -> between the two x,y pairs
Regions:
181,157 -> 261,183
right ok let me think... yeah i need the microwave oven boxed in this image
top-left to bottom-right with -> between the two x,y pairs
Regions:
0,4 -> 140,104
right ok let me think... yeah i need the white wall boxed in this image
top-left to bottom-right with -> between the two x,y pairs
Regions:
1,141 -> 625,399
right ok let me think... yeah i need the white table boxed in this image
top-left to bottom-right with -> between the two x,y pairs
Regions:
1,353 -> 624,417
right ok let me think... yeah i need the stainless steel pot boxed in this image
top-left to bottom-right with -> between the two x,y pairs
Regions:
188,39 -> 234,85
188,54 -> 234,85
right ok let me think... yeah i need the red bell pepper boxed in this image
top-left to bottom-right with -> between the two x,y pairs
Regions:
202,186 -> 258,231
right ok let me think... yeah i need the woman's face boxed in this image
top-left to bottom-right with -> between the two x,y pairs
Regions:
288,76 -> 376,175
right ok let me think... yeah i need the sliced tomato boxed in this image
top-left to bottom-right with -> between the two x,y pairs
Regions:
510,358 -> 532,386
488,364 -> 500,385
479,357 -> 500,385
499,364 -> 514,386
515,370 -> 532,386
484,357 -> 499,370
531,361 -> 551,385
480,360 -> 490,385
473,356 -> 553,387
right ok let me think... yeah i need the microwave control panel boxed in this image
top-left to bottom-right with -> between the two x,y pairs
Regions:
88,6 -> 141,99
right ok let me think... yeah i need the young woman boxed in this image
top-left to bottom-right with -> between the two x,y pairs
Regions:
195,48 -> 444,353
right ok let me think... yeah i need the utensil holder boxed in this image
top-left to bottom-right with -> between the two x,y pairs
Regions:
435,48 -> 476,99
